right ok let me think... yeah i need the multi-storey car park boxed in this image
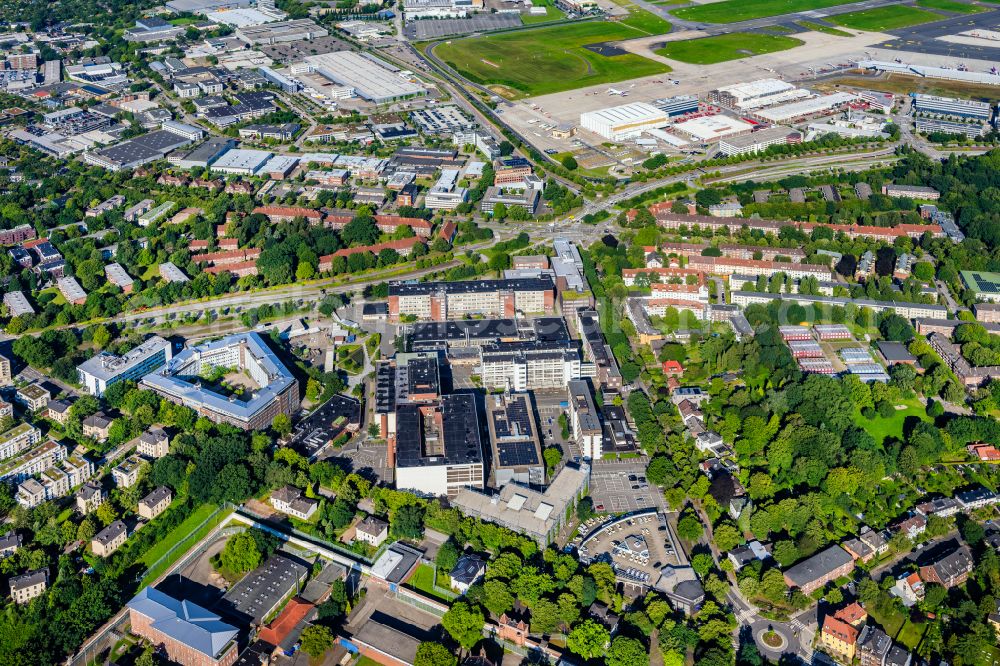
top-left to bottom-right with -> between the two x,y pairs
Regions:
140,332 -> 299,431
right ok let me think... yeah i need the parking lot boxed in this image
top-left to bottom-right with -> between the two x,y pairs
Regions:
577,513 -> 681,585
323,441 -> 390,481
589,459 -> 661,514
404,14 -> 521,40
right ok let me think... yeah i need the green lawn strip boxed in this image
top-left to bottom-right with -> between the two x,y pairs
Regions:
619,10 -> 673,35
654,32 -> 803,64
851,397 -> 930,444
829,5 -> 945,31
916,0 -> 984,13
671,0 -> 856,24
138,503 -> 225,587
521,5 -> 565,24
405,564 -> 456,602
797,20 -> 852,36
435,21 -> 670,98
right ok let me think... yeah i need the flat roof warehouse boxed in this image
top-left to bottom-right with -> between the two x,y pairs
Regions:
303,52 -> 427,104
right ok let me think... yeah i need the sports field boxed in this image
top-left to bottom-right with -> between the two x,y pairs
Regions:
916,0 -> 984,13
654,32 -> 804,64
829,5 -> 943,30
435,21 -> 671,98
671,0 -> 855,24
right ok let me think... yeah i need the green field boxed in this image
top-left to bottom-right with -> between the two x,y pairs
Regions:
435,21 -> 671,98
830,5 -> 944,31
138,503 -> 226,588
521,5 -> 565,24
671,0 -> 856,24
916,0 -> 984,13
852,397 -> 931,444
612,0 -> 674,34
406,564 -> 456,602
654,32 -> 804,64
797,20 -> 852,36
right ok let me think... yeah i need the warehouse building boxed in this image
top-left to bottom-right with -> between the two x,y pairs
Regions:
302,52 -> 427,104
209,148 -> 273,175
236,19 -> 328,45
672,114 -> 754,143
708,79 -> 810,111
752,92 -> 857,124
579,102 -> 670,141
719,126 -> 801,156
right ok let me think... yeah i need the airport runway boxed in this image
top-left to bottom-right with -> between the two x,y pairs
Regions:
873,9 -> 1000,62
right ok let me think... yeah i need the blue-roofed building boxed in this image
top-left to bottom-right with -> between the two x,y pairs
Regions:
127,587 -> 239,666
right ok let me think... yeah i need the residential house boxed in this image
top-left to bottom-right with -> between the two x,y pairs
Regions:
919,544 -> 974,589
0,531 -> 22,559
893,515 -> 927,540
76,481 -> 105,515
82,411 -> 114,441
890,572 -> 924,607
137,426 -> 170,458
820,615 -> 859,663
270,485 -> 318,521
112,454 -> 145,488
588,601 -> 620,635
450,554 -> 486,594
46,398 -> 73,425
92,520 -> 127,557
857,625 -> 892,666
15,384 -> 49,411
10,568 -> 47,604
138,486 -> 172,520
354,515 -> 388,547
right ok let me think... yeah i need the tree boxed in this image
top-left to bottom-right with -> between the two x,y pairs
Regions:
561,155 -> 578,171
391,504 -> 425,540
415,642 -> 457,666
442,601 -> 485,650
95,501 -> 118,527
567,620 -> 610,660
677,513 -> 703,541
220,531 -> 262,574
713,523 -> 741,552
436,539 -> 460,573
272,413 -> 292,437
300,625 -> 334,658
481,580 -> 514,616
606,636 -> 647,666
342,215 -> 379,246
691,553 -> 714,578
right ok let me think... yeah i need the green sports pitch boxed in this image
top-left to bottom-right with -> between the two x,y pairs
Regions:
654,32 -> 804,64
434,21 -> 671,99
670,0 -> 858,24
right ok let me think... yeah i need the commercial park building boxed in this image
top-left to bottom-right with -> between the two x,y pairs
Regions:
301,52 -> 427,104
387,276 -> 555,321
77,335 -> 172,396
140,332 -> 299,430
